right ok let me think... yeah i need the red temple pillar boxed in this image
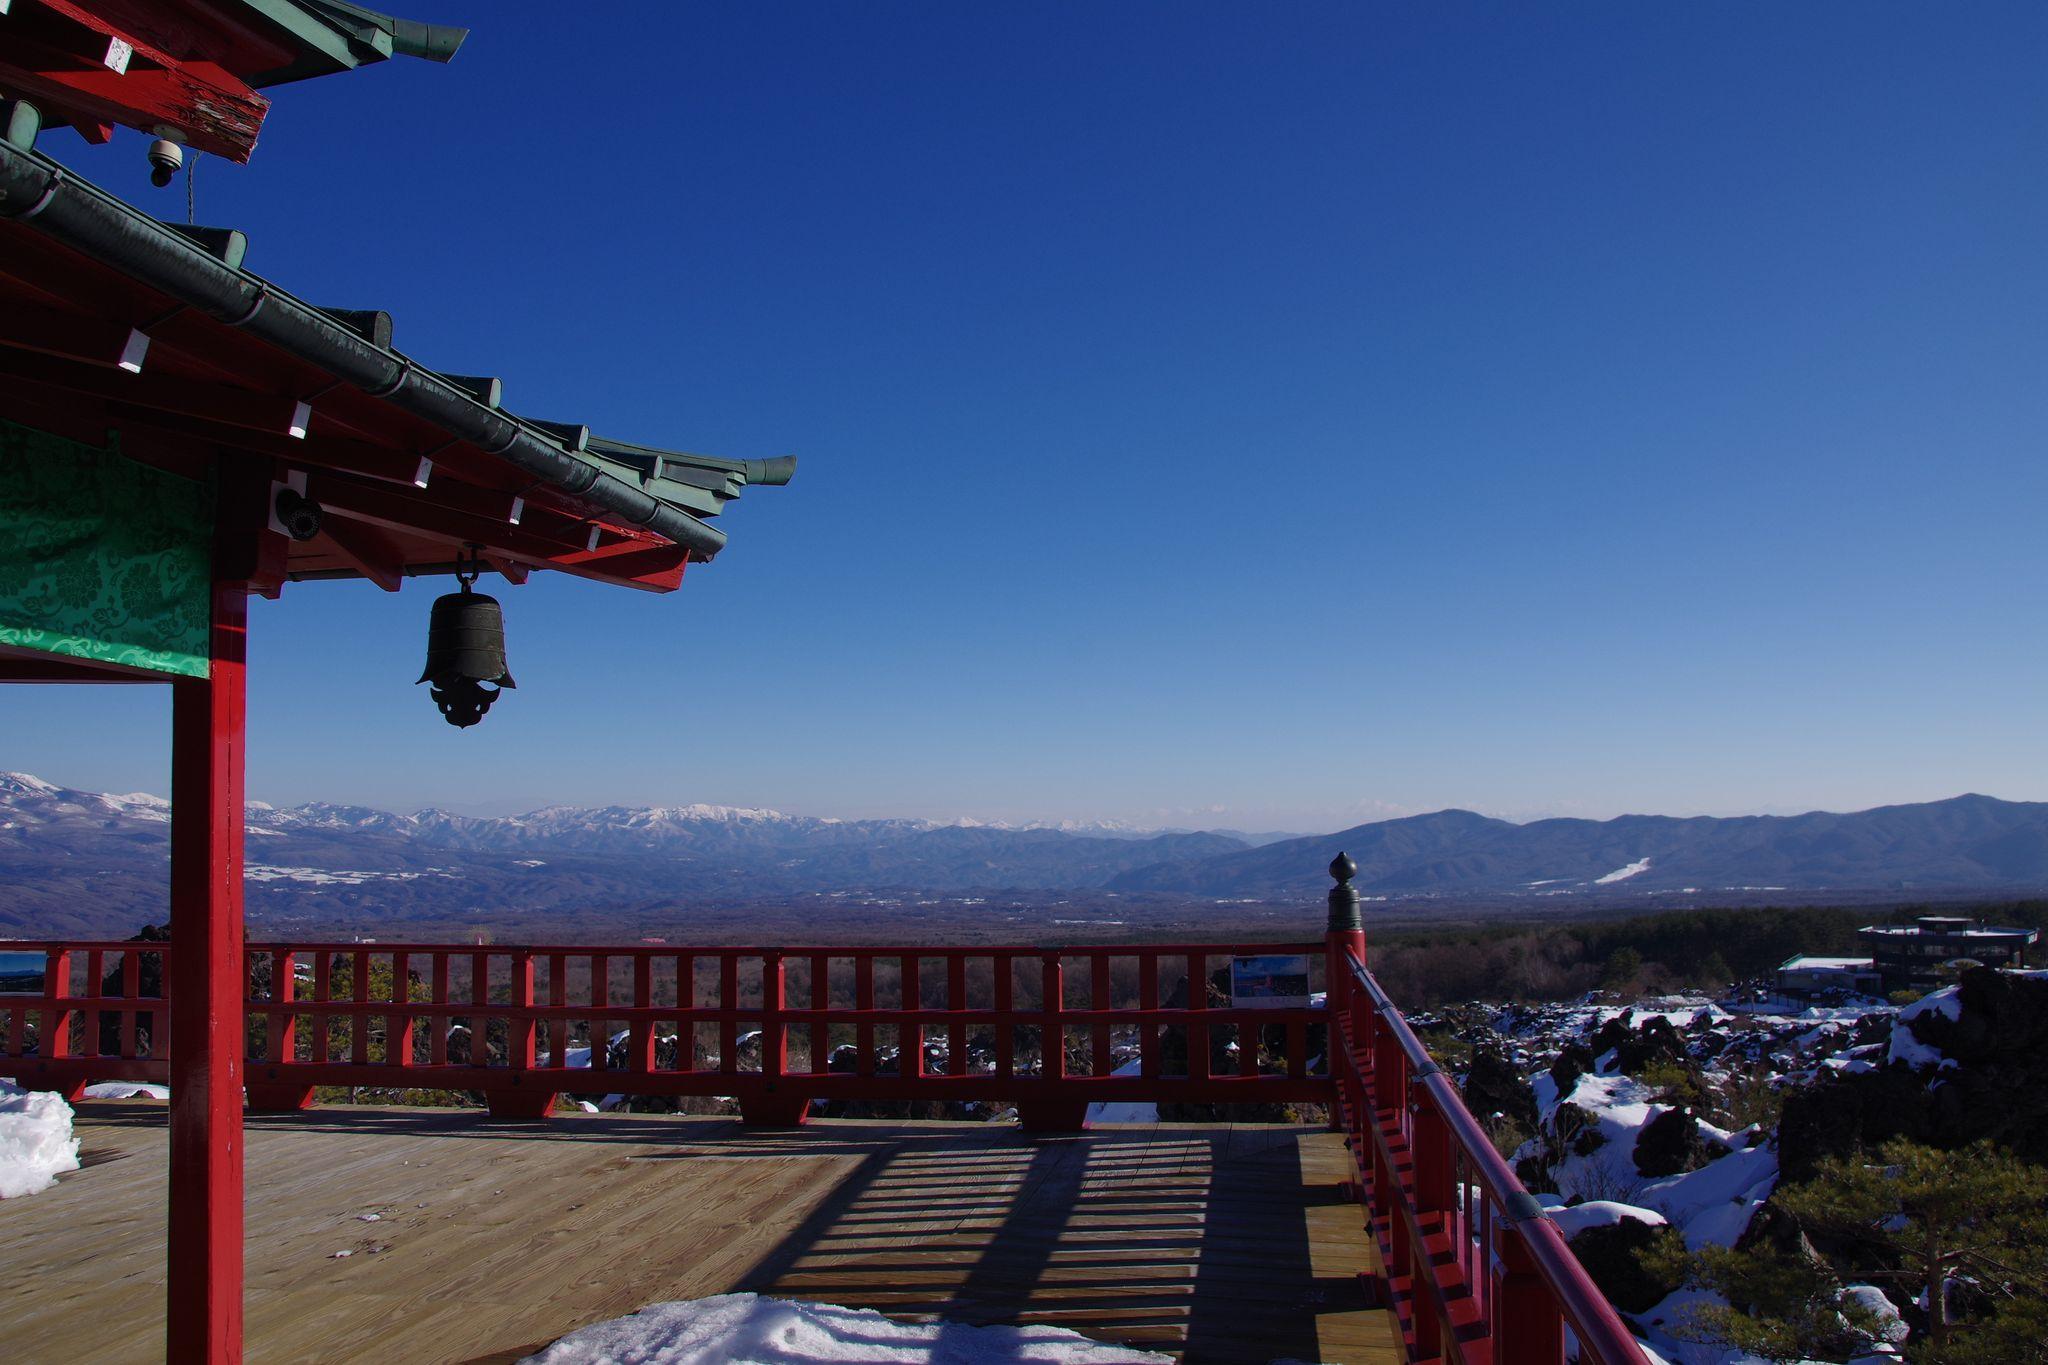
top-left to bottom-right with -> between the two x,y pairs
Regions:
167,542 -> 253,1360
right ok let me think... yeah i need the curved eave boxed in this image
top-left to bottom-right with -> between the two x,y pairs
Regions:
0,138 -> 776,563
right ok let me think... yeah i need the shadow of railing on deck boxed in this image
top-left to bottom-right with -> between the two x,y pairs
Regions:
69,1103 -> 1361,1361
726,1124 -> 1347,1363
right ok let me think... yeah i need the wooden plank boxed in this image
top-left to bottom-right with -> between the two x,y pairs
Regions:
0,1107 -> 1398,1364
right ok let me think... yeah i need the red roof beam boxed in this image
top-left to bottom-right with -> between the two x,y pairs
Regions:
312,511 -> 406,593
39,0 -> 299,80
0,294 -> 150,371
303,471 -> 666,589
0,349 -> 638,555
549,537 -> 693,592
0,30 -> 266,161
0,344 -> 308,442
24,0 -> 290,77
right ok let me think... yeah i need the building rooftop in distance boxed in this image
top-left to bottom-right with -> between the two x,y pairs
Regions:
1859,916 -> 2038,941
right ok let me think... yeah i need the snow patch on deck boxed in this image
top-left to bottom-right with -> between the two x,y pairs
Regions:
520,1292 -> 1172,1363
0,1079 -> 80,1198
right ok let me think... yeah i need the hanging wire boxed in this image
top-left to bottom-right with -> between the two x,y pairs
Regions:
185,151 -> 196,224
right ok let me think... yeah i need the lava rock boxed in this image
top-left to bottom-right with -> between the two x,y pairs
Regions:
1567,1217 -> 1686,1314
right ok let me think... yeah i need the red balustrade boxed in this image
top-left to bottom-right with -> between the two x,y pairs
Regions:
1,917 -> 1649,1363
1329,946 -> 1647,1364
2,939 -> 1329,1126
0,941 -> 169,1092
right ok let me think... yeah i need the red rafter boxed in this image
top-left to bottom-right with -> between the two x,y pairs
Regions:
303,471 -> 677,591
0,294 -> 146,369
0,345 -> 303,441
550,537 -> 692,591
0,20 -> 267,161
314,514 -> 406,593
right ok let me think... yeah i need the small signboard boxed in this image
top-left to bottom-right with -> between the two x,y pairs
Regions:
1230,953 -> 1311,1009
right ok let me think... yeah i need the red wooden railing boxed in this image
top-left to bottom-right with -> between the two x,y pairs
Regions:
0,939 -> 1328,1127
1329,945 -> 1647,1364
0,942 -> 168,1089
1,878 -> 1648,1364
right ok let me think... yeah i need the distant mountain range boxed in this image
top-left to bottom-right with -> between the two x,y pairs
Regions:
3,771 -> 2046,937
1109,795 -> 2048,898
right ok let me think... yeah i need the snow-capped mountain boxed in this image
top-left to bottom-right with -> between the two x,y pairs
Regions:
0,770 -> 171,827
0,771 -> 1253,936
6,772 -> 2048,940
1108,796 -> 2048,897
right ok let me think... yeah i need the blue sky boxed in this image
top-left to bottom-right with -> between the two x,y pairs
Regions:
7,3 -> 2046,830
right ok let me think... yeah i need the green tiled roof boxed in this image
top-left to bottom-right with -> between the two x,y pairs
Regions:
0,137 -> 792,562
232,1 -> 470,86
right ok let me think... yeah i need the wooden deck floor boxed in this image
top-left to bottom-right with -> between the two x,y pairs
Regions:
0,1101 -> 1398,1364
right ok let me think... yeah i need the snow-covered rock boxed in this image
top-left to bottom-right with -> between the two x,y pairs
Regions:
1637,1142 -> 1778,1250
1841,1284 -> 1909,1345
1527,1071 -> 1661,1203
1886,985 -> 1963,1071
520,1293 -> 1171,1363
0,1080 -> 80,1198
1548,1200 -> 1667,1238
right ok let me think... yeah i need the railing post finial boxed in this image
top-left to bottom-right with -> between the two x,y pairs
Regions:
1327,851 -> 1361,933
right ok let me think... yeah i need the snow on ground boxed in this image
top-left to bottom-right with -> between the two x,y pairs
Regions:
1595,857 -> 1653,885
1547,1200 -> 1666,1238
82,1081 -> 169,1100
1528,1071 -> 1660,1202
1085,1058 -> 1158,1126
0,1079 -> 80,1198
560,1029 -> 633,1069
520,1293 -> 1172,1364
1471,984 -> 2019,1361
244,865 -> 442,886
1638,1141 -> 1778,1250
1528,1063 -> 1777,1245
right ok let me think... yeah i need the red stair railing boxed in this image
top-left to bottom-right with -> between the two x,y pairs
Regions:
1324,855 -> 1647,1364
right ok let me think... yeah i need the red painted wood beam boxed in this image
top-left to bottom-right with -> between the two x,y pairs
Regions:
314,512 -> 406,592
484,555 -> 530,585
31,0 -> 297,79
31,0 -> 208,73
307,472 -> 592,561
0,34 -> 266,161
0,350 -> 612,525
303,473 -> 682,591
0,295 -> 149,370
550,537 -> 692,591
166,482 -> 254,1363
0,346 -> 306,443
0,219 -> 184,321
0,375 -> 452,492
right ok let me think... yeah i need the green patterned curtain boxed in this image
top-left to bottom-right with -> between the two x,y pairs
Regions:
0,419 -> 214,679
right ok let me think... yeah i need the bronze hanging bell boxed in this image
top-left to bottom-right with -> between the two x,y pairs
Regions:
418,556 -> 515,728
